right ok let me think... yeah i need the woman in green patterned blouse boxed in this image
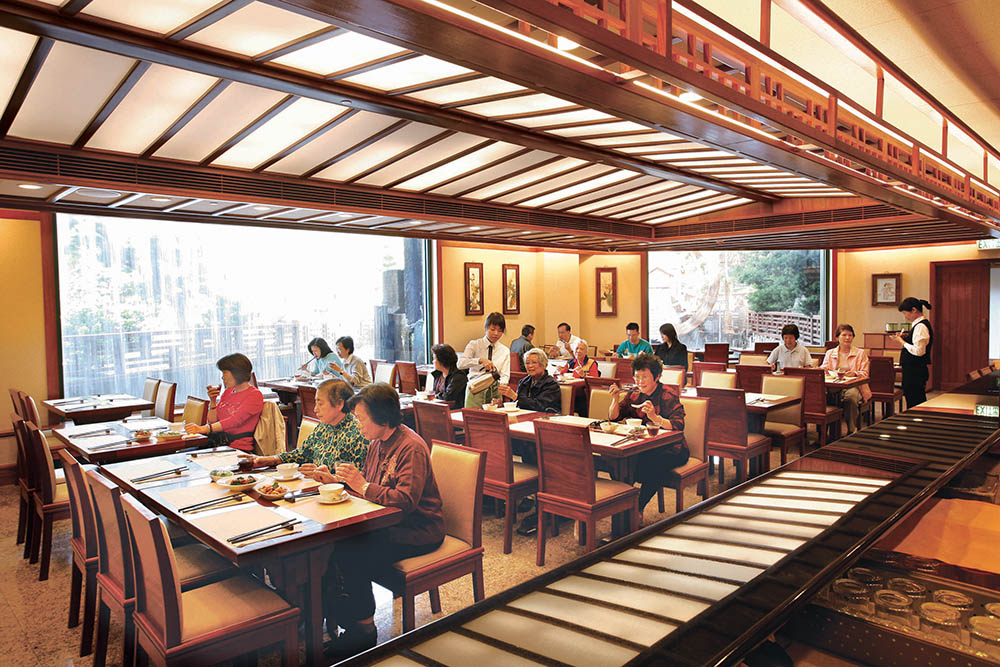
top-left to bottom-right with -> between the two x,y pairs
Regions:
241,379 -> 369,472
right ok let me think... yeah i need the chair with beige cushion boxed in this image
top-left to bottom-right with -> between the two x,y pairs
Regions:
372,360 -> 397,386
413,400 -> 456,449
587,388 -> 615,420
298,385 -> 317,419
703,343 -> 730,364
760,375 -> 806,465
559,384 -> 573,415
153,381 -> 177,421
656,396 -> 711,513
735,364 -> 771,394
696,387 -> 771,487
738,353 -> 770,366
376,442 -> 486,633
701,370 -> 737,389
784,367 -> 843,447
24,422 -> 70,581
85,470 -> 237,667
463,409 -> 537,554
661,366 -> 685,387
296,416 -> 319,449
535,420 -> 639,565
595,360 -> 617,378
396,361 -> 420,394
120,494 -> 299,667
138,378 -> 159,417
178,396 -> 209,427
692,361 -> 726,387
56,450 -> 100,657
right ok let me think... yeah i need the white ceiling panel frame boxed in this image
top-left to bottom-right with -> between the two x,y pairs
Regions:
593,184 -> 704,217
507,108 -> 615,128
692,165 -> 780,173
628,193 -> 735,222
271,30 -> 409,76
666,159 -> 759,168
184,2 -> 329,57
586,129 -> 687,145
429,150 -> 558,196
612,188 -> 720,220
264,110 -> 400,175
404,76 -> 526,105
546,120 -> 655,138
524,170 -> 639,208
491,163 -> 617,204
462,157 -> 588,200
356,133 -> 487,187
342,54 -> 474,90
312,122 -> 444,182
393,141 -> 527,192
458,93 -> 575,118
565,180 -> 685,214
547,174 -> 662,211
82,0 -> 222,35
649,198 -> 754,224
616,142 -> 710,154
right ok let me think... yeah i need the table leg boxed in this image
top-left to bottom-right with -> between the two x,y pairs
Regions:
606,458 -> 634,538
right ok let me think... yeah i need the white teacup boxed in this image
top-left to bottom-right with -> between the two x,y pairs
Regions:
415,391 -> 428,400
503,402 -> 517,410
482,403 -> 497,411
276,462 -> 299,479
625,418 -> 643,429
600,422 -> 616,433
319,483 -> 346,502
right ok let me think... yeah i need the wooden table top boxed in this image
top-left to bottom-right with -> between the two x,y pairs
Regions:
681,388 -> 801,414
43,394 -> 153,424
506,414 -> 685,459
822,375 -> 870,391
52,417 -> 210,464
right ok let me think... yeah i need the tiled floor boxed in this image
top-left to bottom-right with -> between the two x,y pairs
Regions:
1,425 -> 855,665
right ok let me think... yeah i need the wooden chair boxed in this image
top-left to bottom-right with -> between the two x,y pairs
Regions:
738,353 -> 770,366
754,342 -> 778,353
120,494 -> 298,666
784,367 -> 843,447
701,371 -> 736,389
657,396 -> 711,513
583,377 -> 617,419
9,386 -> 23,416
703,342 -> 729,364
736,364 -> 771,394
24,422 -> 71,580
11,413 -> 36,551
295,416 -> 319,449
660,366 -> 685,387
869,356 -> 903,420
696,387 -> 771,487
86,471 -> 236,667
250,371 -> 259,388
824,340 -> 838,350
558,384 -> 573,415
692,361 -> 727,387
396,361 -> 420,394
299,385 -> 317,419
508,351 -> 522,372
376,442 -> 486,632
413,400 -> 456,449
463,409 -> 538,554
967,369 -> 982,381
139,378 -> 159,417
613,358 -> 633,381
179,396 -> 209,426
57,450 -> 100,657
509,370 -> 527,388
760,375 -> 806,465
372,360 -> 397,386
153,381 -> 177,421
20,391 -> 42,426
595,360 -> 616,378
534,420 -> 639,565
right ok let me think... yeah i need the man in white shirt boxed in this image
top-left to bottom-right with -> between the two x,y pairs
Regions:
554,322 -> 581,360
458,311 -> 511,409
766,324 -> 813,371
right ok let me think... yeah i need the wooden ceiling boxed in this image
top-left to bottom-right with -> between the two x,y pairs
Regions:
0,0 -> 995,250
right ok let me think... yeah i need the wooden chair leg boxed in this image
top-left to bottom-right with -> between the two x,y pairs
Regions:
80,566 -> 97,656
779,440 -> 787,466
429,587 -> 442,614
502,498 -> 514,555
536,510 -> 547,567
584,519 -> 596,553
16,496 -> 28,545
657,488 -> 665,513
699,477 -> 708,500
28,510 -> 41,563
402,593 -> 416,633
93,600 -> 110,667
136,643 -> 149,667
717,458 -> 725,485
675,487 -> 684,512
282,624 -> 298,667
472,561 -> 485,602
123,608 -> 135,667
551,513 -> 559,537
39,514 -> 54,581
69,562 -> 82,628
798,433 -> 805,457
577,521 -> 586,546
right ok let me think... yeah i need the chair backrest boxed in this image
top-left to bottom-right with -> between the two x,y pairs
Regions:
738,353 -> 770,366
373,361 -> 396,386
296,416 -> 320,448
695,386 -> 748,447
250,371 -> 258,388
298,385 -> 317,419
558,384 -> 573,415
882,349 -> 900,363
703,343 -> 729,364
735,364 -> 771,394
701,371 -> 736,389
679,396 -> 709,461
613,358 -> 633,381
692,361 -> 727,387
396,361 -> 419,394
141,378 -> 160,417
783,367 -> 827,415
430,442 -> 485,548
535,421 -> 596,505
967,370 -> 981,381
181,396 -> 209,425
9,387 -> 22,417
463,409 -> 515,484
588,345 -> 598,358
509,370 -> 527,388
824,340 -> 838,350
754,341 -> 778,353
661,367 -> 685,387
760,375 -> 804,426
588,389 -> 614,419
869,356 -> 896,394
154,381 -> 176,421
11,413 -> 30,488
595,360 -> 616,378
120,493 -> 183,648
509,351 -> 522,373
20,391 -> 40,426
57,449 -> 99,559
25,422 -> 59,504
980,366 -> 992,376
86,469 -> 135,601
413,400 -> 455,449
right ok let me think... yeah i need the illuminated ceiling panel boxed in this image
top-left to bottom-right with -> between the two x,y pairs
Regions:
356,133 -> 488,186
264,111 -> 399,175
629,193 -> 734,222
405,77 -> 525,105
8,42 -> 135,145
0,28 -> 36,112
648,198 -> 753,224
463,157 -> 588,200
458,93 -> 573,117
185,2 -> 328,57
82,0 -> 220,34
547,175 -> 661,211
153,82 -> 287,161
546,121 -> 652,137
312,123 -> 445,181
272,31 -> 409,77
428,151 -> 556,196
566,180 -> 682,214
342,55 -> 473,90
393,142 -> 525,192
616,142 -> 704,154
601,185 -> 703,217
585,132 -> 684,145
508,109 -> 615,128
86,65 -> 218,154
212,98 -> 348,169
491,164 -> 617,204
521,170 -> 637,208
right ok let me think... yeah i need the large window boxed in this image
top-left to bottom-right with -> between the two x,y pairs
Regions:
56,214 -> 429,399
648,250 -> 825,348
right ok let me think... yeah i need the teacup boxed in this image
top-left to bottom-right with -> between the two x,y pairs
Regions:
319,483 -> 346,503
503,402 -> 517,410
482,403 -> 497,411
625,418 -> 643,429
415,391 -> 427,400
647,425 -> 660,436
600,422 -> 616,433
276,462 -> 299,479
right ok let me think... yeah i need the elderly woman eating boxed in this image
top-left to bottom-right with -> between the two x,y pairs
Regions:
498,347 -> 561,413
314,383 -> 445,660
184,353 -> 262,452
568,339 -> 599,378
239,379 -> 367,471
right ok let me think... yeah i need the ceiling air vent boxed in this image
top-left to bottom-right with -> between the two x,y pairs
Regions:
0,146 -> 58,174
138,164 -> 221,191
60,154 -> 137,182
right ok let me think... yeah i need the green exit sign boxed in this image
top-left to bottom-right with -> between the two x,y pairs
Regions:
974,404 -> 999,417
978,239 -> 1000,249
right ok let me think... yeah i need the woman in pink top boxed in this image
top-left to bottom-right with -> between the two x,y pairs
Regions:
184,353 -> 263,451
820,324 -> 871,434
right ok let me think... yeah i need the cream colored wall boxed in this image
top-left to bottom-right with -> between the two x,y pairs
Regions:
579,253 -> 644,353
0,216 -> 49,467
835,242 -> 1000,333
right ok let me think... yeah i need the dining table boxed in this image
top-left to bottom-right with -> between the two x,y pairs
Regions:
52,416 -> 211,464
99,448 -> 401,666
681,386 -> 801,433
42,393 -> 153,425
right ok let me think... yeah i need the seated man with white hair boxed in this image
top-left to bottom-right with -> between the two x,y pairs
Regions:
568,339 -> 599,378
498,347 -> 561,414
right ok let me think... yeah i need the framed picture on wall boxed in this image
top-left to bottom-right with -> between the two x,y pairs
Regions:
871,273 -> 901,306
596,267 -> 617,317
465,262 -> 484,316
502,263 -> 520,315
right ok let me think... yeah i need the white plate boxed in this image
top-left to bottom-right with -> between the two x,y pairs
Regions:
273,472 -> 303,482
498,406 -> 520,413
317,494 -> 350,504
215,474 -> 262,490
254,480 -> 292,499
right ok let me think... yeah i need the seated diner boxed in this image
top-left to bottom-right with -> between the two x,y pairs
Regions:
767,324 -> 812,371
300,336 -> 343,380
568,339 -> 599,378
498,347 -> 562,413
430,343 -> 468,407
183,352 -> 263,452
820,323 -> 871,434
613,321 -> 653,358
653,322 -> 688,371
329,335 -> 372,388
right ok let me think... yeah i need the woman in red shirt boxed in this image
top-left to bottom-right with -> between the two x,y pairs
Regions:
568,339 -> 599,378
184,353 -> 263,451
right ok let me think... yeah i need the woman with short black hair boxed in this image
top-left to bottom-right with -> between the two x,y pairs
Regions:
300,337 -> 339,376
328,335 -> 371,388
893,297 -> 933,408
184,353 -> 263,451
654,323 -> 688,372
430,343 -> 468,407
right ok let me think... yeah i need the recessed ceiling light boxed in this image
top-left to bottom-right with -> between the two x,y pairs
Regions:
150,196 -> 171,203
253,206 -> 270,212
469,226 -> 481,231
18,183 -> 43,190
522,231 -> 532,234
679,91 -> 702,103
337,213 -> 353,218
556,36 -> 579,51
603,238 -> 613,242
77,188 -> 121,199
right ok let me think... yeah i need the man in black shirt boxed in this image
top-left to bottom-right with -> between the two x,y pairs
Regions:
509,324 -> 536,371
498,347 -> 561,413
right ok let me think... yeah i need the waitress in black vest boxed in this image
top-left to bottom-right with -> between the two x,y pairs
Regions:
892,297 -> 933,408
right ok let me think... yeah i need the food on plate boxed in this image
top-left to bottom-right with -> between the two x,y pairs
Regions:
157,430 -> 184,441
209,468 -> 234,481
133,429 -> 152,440
228,475 -> 258,486
256,479 -> 290,497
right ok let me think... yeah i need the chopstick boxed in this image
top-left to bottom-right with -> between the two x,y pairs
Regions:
227,519 -> 300,544
64,405 -> 97,412
72,429 -> 115,438
88,440 -> 129,451
607,434 -> 636,447
50,398 -> 84,406
178,492 -> 246,513
130,466 -> 188,483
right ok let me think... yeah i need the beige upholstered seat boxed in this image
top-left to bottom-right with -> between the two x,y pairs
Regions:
139,378 -> 159,417
512,462 -> 538,482
559,384 -> 573,415
296,416 -> 319,448
739,353 -> 770,366
701,371 -> 736,389
153,381 -> 177,421
588,388 -> 614,419
178,396 -> 209,426
761,375 -> 806,465
56,449 -> 99,657
24,422 -> 71,581
661,367 -> 685,387
179,576 -> 293,641
594,477 -> 635,501
394,535 -> 472,572
661,396 -> 711,512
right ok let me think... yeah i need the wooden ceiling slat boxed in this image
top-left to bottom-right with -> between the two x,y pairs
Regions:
418,146 -> 533,193
142,79 -> 230,158
0,36 -> 53,138
381,138 -> 496,190
537,173 -> 646,210
167,0 -> 255,42
253,25 -> 343,62
46,185 -> 79,203
558,178 -> 674,213
162,198 -> 202,212
344,129 -> 457,184
201,93 -> 298,165
451,154 -> 567,198
73,60 -> 150,149
59,0 -> 94,17
254,107 -> 358,172
301,119 -> 411,178
389,72 -> 485,97
211,203 -> 252,216
327,51 -> 420,81
624,192 -> 727,222
498,165 -> 617,206
479,161 -> 596,202
439,89 -> 535,110
491,104 -> 582,122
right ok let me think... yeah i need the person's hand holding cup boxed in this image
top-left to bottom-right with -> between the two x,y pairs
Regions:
206,384 -> 221,403
334,462 -> 366,493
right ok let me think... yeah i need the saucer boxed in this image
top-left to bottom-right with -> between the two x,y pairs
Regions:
317,494 -> 349,504
274,472 -> 303,482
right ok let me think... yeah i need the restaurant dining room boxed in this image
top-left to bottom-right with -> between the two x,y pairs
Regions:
2,1 -> 1000,666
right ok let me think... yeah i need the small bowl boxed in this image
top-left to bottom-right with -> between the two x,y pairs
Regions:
503,402 -> 518,411
625,418 -> 643,429
132,430 -> 152,442
600,422 -> 616,433
209,468 -> 235,482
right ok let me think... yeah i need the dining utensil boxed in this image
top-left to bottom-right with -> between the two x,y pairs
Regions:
177,492 -> 246,513
73,429 -> 115,438
282,488 -> 321,502
87,440 -> 130,451
227,519 -> 301,544
608,434 -> 636,447
64,405 -> 97,412
50,398 -> 85,406
131,466 -> 188,483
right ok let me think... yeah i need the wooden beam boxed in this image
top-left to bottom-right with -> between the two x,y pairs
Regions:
0,36 -> 52,137
142,79 -> 230,157
759,0 -> 771,46
74,60 -> 150,148
59,0 -> 93,16
200,94 -> 297,165
327,51 -> 420,81
167,0 -> 254,41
